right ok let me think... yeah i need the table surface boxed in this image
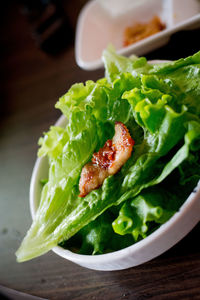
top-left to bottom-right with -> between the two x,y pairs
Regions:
0,2 -> 200,300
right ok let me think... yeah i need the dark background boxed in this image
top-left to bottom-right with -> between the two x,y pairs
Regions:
0,1 -> 200,299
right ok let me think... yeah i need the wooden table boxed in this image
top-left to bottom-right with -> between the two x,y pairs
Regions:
0,2 -> 200,299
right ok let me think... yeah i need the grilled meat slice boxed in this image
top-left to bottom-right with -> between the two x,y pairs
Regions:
79,122 -> 134,197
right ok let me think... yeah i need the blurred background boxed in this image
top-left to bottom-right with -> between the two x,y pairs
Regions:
0,1 -> 200,299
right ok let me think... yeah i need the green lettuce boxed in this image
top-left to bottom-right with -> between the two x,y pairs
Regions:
16,48 -> 200,262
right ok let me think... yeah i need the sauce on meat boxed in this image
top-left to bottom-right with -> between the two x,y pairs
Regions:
92,139 -> 115,169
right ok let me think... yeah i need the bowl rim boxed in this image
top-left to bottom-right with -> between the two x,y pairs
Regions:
30,60 -> 200,268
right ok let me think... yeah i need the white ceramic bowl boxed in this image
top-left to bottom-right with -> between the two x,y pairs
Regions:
30,114 -> 200,271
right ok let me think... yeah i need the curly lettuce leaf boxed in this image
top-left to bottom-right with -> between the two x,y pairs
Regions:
61,209 -> 135,254
112,187 -> 176,240
102,45 -> 152,83
16,108 -> 113,261
113,147 -> 200,241
16,71 -> 140,261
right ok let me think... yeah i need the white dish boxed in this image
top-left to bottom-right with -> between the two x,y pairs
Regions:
75,0 -> 200,70
30,90 -> 200,270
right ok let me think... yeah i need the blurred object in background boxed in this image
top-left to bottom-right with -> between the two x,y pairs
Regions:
21,0 -> 74,54
75,0 -> 200,70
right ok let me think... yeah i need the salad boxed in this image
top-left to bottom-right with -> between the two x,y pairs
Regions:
16,47 -> 200,262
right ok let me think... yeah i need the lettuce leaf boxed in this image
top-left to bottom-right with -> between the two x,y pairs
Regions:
60,209 -> 135,255
113,143 -> 200,241
16,49 -> 200,262
102,45 -> 152,83
112,187 -> 176,240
